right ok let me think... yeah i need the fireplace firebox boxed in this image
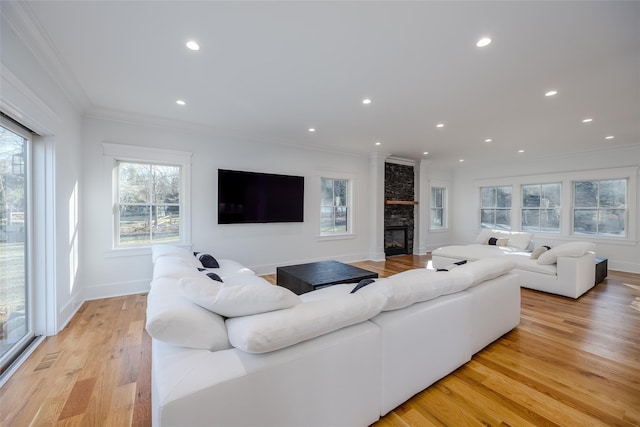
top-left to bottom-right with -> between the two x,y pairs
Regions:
384,226 -> 408,256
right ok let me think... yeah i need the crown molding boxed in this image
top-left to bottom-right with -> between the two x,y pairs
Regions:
1,1 -> 90,112
85,105 -> 371,160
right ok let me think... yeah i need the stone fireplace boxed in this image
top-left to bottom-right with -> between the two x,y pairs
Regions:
384,226 -> 408,256
384,162 -> 415,256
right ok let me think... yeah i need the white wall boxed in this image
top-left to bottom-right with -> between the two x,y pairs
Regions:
417,159 -> 454,254
81,115 -> 374,299
450,145 -> 640,273
1,6 -> 84,334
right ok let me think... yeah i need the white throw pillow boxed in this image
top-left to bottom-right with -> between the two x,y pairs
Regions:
475,229 -> 532,250
530,246 -> 550,260
226,291 -> 387,353
537,241 -> 596,265
145,281 -> 231,351
506,231 -> 533,250
178,275 -> 301,317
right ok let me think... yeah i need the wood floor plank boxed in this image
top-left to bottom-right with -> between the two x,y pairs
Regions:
1,257 -> 638,427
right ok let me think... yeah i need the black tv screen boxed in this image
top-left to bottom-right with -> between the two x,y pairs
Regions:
218,169 -> 304,224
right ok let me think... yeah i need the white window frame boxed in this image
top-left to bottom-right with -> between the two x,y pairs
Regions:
521,182 -> 562,233
572,178 -> 628,238
318,172 -> 355,238
479,185 -> 513,230
429,180 -> 448,231
103,143 -> 192,253
475,166 -> 637,245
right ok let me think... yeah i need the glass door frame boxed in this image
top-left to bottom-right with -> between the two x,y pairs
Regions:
0,117 -> 35,379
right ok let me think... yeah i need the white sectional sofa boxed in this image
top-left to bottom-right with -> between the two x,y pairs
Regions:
432,229 -> 596,299
147,245 -> 520,427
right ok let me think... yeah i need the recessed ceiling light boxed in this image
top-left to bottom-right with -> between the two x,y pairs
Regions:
186,40 -> 200,51
375,141 -> 381,146
518,149 -> 525,153
362,98 -> 372,105
545,90 -> 558,97
476,37 -> 491,47
176,99 -> 186,106
484,138 -> 492,143
582,118 -> 593,123
423,151 -> 429,155
459,159 -> 464,162
605,135 -> 615,140
436,123 -> 444,128
308,128 -> 316,132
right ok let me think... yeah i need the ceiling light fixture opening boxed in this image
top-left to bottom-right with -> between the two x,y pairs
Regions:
186,40 -> 200,51
605,136 -> 615,140
518,149 -> 525,153
362,98 -> 372,105
308,128 -> 316,132
436,123 -> 444,128
423,151 -> 429,155
476,37 -> 491,47
459,159 -> 464,162
545,90 -> 558,97
582,118 -> 593,123
176,100 -> 186,106
375,141 -> 381,146
484,138 -> 492,143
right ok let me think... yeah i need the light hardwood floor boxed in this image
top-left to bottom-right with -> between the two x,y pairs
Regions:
1,255 -> 639,426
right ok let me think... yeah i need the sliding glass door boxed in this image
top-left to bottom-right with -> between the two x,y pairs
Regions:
0,121 -> 32,377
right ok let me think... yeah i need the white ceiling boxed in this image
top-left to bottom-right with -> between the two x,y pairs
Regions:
13,1 -> 640,164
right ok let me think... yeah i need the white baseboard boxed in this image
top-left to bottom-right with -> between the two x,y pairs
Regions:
57,294 -> 83,333
609,260 -> 640,275
84,278 -> 151,301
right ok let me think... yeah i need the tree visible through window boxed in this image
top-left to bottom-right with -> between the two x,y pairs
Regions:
117,161 -> 181,245
480,186 -> 512,229
521,183 -> 561,232
320,177 -> 349,234
573,179 -> 626,237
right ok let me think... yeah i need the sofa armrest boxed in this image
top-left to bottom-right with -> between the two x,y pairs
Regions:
556,252 -> 596,298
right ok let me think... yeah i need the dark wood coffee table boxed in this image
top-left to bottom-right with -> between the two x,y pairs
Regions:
276,260 -> 378,295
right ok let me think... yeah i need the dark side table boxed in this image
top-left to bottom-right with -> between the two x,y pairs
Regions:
595,257 -> 608,285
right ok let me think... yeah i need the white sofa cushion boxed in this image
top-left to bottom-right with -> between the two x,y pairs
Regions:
432,244 -> 519,261
358,269 -> 469,311
151,244 -> 197,264
153,257 -> 203,280
537,241 -> 596,265
476,229 -> 532,250
146,280 -> 231,351
178,275 -> 301,317
226,292 -> 387,353
449,257 -> 517,286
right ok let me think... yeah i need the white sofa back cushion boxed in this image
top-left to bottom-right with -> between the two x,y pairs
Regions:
153,257 -> 203,280
151,244 -> 197,264
476,229 -> 532,250
358,270 -> 467,312
178,275 -> 301,317
146,280 -> 231,351
449,258 -> 517,286
226,292 -> 387,353
537,241 -> 596,265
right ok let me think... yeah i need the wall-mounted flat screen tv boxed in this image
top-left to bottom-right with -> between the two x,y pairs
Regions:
218,169 -> 304,224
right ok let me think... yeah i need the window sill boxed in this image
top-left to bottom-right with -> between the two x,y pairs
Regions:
428,228 -> 449,233
316,233 -> 356,242
104,242 -> 191,258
